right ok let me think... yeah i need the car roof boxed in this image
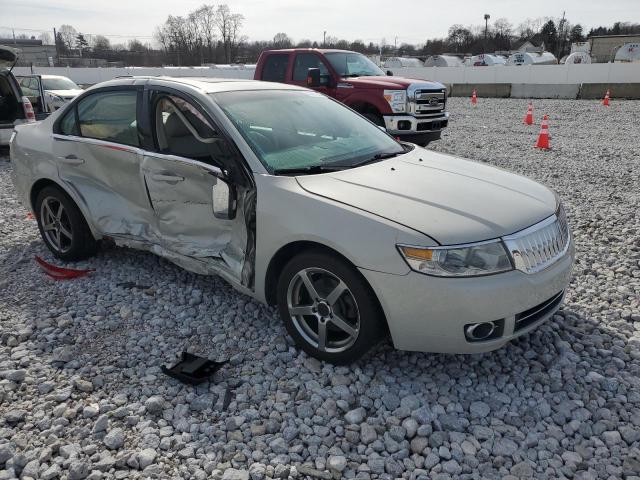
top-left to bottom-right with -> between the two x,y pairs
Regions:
92,76 -> 307,94
264,48 -> 354,54
40,75 -> 74,80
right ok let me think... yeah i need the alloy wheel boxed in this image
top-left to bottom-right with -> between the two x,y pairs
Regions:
40,196 -> 73,253
286,267 -> 360,353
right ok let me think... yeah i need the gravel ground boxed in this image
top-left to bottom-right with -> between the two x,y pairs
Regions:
0,97 -> 639,480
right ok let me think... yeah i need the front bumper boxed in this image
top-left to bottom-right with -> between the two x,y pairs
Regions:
383,112 -> 449,136
359,244 -> 574,354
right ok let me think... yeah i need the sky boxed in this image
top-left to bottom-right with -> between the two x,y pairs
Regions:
1,0 -> 639,45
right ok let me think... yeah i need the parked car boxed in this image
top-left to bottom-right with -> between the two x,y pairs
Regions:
0,45 -> 36,146
18,74 -> 83,112
254,49 -> 449,146
10,77 -> 574,363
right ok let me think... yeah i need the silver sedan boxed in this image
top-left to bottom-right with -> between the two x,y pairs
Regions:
10,77 -> 573,363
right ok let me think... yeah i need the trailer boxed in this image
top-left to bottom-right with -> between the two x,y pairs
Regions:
563,52 -> 592,64
465,54 -> 506,66
424,55 -> 463,67
614,43 -> 640,63
507,51 -> 558,66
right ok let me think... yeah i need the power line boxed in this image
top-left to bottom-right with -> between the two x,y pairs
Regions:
0,25 -> 154,39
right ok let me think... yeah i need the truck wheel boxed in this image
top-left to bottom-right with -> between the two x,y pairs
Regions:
277,250 -> 386,364
363,113 -> 385,127
35,185 -> 98,261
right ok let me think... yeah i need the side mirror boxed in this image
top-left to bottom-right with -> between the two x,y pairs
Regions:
377,125 -> 387,132
386,70 -> 393,76
212,177 -> 237,220
306,68 -> 321,88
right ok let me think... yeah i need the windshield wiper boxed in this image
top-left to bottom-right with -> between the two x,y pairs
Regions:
272,165 -> 349,176
352,151 -> 403,167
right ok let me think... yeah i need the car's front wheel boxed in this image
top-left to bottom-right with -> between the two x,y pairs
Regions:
35,185 -> 98,261
277,250 -> 385,364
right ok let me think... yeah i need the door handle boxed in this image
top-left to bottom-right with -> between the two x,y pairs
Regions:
58,154 -> 85,165
151,173 -> 185,183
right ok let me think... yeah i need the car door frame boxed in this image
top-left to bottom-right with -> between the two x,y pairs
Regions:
51,84 -> 153,240
137,83 -> 258,290
17,74 -> 49,117
288,51 -> 337,98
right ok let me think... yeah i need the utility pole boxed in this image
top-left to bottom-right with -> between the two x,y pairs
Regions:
558,11 -> 566,58
53,27 -> 59,66
484,14 -> 490,53
395,36 -> 398,51
12,29 -> 16,45
323,31 -> 326,47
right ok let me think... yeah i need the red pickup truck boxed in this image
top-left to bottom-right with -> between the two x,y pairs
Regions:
254,49 -> 449,146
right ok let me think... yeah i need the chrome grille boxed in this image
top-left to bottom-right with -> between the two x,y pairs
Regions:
408,88 -> 447,116
502,207 -> 571,274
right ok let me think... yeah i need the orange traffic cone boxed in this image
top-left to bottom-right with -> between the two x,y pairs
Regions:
524,103 -> 534,125
534,115 -> 550,150
471,89 -> 477,106
603,89 -> 610,106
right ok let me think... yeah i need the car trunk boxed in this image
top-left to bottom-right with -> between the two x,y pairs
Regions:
1,46 -> 23,127
0,73 -> 24,126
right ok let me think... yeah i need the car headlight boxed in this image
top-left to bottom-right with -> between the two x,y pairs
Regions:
398,240 -> 513,277
383,90 -> 407,113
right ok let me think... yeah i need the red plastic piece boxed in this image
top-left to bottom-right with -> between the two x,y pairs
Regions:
34,256 -> 95,280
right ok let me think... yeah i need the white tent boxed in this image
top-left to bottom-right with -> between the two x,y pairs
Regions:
383,57 -> 424,68
465,54 -> 506,66
507,52 -> 558,66
614,43 -> 640,63
424,55 -> 463,67
563,52 -> 592,64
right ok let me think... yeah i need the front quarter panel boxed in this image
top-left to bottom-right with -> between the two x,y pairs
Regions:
253,174 -> 436,302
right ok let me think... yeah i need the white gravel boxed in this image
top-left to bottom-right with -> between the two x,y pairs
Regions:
1,97 -> 639,480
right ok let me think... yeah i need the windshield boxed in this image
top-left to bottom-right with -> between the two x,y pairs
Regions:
43,77 -> 80,90
214,90 -> 404,173
325,52 -> 385,77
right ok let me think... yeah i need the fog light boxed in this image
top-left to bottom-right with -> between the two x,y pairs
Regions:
397,120 -> 411,130
464,319 -> 504,342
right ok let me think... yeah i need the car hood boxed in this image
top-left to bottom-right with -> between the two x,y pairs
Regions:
296,149 -> 557,245
46,89 -> 83,98
343,76 -> 444,90
0,45 -> 18,70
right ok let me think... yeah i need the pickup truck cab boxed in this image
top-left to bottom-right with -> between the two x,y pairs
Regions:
254,49 -> 448,146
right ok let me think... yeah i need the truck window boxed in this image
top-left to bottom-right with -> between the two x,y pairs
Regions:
293,53 -> 330,85
262,54 -> 289,82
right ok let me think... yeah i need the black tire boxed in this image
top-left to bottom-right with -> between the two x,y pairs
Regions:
35,185 -> 98,261
277,250 -> 386,364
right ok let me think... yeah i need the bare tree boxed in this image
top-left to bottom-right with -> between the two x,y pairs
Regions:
58,25 -> 78,52
216,4 -> 245,62
92,35 -> 111,52
39,31 -> 53,45
273,33 -> 292,49
192,4 -> 218,62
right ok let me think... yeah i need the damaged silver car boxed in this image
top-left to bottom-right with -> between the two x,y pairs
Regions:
11,77 -> 573,364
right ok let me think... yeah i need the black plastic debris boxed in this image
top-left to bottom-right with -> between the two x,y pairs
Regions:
117,281 -> 151,289
161,352 -> 227,385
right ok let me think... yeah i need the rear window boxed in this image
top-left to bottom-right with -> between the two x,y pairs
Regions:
59,109 -> 79,136
76,90 -> 139,146
261,54 -> 289,83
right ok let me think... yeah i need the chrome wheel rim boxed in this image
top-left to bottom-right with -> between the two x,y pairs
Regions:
40,196 -> 73,253
287,267 -> 360,353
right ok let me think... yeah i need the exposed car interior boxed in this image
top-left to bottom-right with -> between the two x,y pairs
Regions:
154,95 -> 235,171
0,73 -> 20,125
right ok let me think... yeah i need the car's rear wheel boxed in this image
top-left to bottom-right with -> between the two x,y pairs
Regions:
35,186 -> 98,261
277,250 -> 385,364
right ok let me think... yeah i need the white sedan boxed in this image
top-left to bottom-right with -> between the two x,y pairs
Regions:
10,77 -> 574,363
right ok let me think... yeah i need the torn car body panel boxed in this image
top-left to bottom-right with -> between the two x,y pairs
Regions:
140,152 -> 252,285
